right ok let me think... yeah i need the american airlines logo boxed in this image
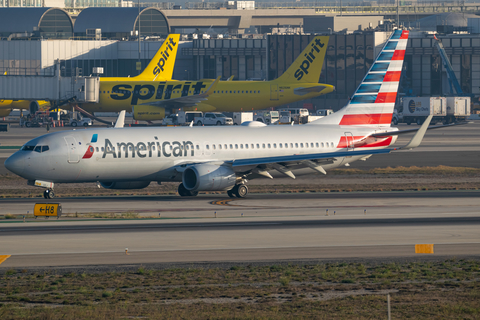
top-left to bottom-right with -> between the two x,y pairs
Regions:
110,82 -> 207,105
153,37 -> 178,76
101,138 -> 194,159
294,38 -> 325,81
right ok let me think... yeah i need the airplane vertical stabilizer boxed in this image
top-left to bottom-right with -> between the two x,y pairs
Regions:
309,29 -> 409,127
275,36 -> 329,84
136,34 -> 180,81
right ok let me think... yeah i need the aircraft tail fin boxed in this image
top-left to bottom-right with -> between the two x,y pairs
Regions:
136,34 -> 180,81
309,29 -> 410,127
275,36 -> 329,83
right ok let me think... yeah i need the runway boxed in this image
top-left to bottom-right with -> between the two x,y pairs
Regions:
1,191 -> 479,268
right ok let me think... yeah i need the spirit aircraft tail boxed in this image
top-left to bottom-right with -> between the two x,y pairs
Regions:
274,36 -> 329,83
136,34 -> 180,81
311,29 -> 409,127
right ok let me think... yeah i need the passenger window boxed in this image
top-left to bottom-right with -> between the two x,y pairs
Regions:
245,144 -> 248,149
279,143 -> 282,148
285,143 -> 288,148
273,143 -> 276,148
152,146 -> 156,151
331,142 -> 334,147
251,144 -> 254,149
290,143 -> 293,148
326,142 -> 329,147
316,143 -> 319,148
230,144 -> 233,149
96,147 -> 99,152
235,144 -> 238,149
256,144 -> 260,148
268,144 -> 271,148
213,145 -> 216,150
300,143 -> 304,148
196,145 -> 200,150
224,144 -> 228,149
262,143 -> 265,148
295,143 -> 298,148
206,145 -> 210,150
101,147 -> 105,152
311,143 -> 314,148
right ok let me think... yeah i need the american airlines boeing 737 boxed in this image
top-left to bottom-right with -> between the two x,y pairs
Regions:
5,30 -> 443,199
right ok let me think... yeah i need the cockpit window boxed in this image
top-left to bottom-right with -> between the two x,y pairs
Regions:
21,145 -> 35,151
21,144 -> 49,153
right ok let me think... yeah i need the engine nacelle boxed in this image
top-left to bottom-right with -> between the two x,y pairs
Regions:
100,181 -> 151,190
183,164 -> 236,192
132,105 -> 166,121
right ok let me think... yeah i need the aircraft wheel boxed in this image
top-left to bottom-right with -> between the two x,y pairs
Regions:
44,189 -> 55,199
178,183 -> 188,196
234,184 -> 248,198
227,190 -> 236,198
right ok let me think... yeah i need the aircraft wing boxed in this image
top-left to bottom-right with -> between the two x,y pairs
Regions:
139,77 -> 220,108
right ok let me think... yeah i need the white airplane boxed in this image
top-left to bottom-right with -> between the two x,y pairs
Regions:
4,29 -> 440,199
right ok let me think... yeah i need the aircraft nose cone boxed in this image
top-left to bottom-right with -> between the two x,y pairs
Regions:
4,153 -> 25,176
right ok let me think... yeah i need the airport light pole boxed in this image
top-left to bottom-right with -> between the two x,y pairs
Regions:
138,0 -> 141,75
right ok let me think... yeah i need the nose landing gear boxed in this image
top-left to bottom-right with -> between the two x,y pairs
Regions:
44,188 -> 55,199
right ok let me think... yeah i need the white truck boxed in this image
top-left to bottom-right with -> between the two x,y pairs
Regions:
279,108 -> 309,124
446,97 -> 470,123
316,109 -> 334,117
195,112 -> 233,126
254,110 -> 279,124
163,111 -> 203,126
394,97 -> 447,125
233,112 -> 253,125
69,117 -> 92,127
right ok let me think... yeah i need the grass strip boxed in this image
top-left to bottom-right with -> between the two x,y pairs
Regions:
0,259 -> 479,319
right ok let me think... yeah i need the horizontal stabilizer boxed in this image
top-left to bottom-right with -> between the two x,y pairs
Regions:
294,85 -> 332,96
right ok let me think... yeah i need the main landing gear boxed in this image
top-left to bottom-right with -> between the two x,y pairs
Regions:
227,184 -> 248,198
43,188 -> 55,199
177,183 -> 198,197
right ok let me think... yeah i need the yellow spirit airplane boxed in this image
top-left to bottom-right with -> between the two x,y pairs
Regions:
78,35 -> 334,121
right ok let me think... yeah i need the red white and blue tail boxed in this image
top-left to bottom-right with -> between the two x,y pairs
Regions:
311,29 -> 409,127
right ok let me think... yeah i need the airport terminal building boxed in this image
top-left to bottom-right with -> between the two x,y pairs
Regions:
1,7 -> 480,111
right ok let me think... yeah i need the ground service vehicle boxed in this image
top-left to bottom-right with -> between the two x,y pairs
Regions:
254,111 -> 279,124
233,112 -> 253,125
163,111 -> 203,126
195,112 -> 233,126
70,117 -> 92,127
446,97 -> 470,123
396,97 -> 447,125
316,109 -> 334,117
278,111 -> 291,124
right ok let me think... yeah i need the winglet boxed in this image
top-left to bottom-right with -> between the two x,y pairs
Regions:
114,110 -> 126,128
201,77 -> 221,96
400,115 -> 433,150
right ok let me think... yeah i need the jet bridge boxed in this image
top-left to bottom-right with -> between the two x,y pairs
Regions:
0,60 -> 100,104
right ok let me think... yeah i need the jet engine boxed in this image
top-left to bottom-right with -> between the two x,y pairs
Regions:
100,181 -> 151,189
132,105 -> 166,121
182,164 -> 236,192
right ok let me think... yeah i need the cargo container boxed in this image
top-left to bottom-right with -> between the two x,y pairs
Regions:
446,97 -> 470,123
395,97 -> 447,125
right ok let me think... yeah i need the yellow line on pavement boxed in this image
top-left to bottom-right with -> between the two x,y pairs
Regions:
0,255 -> 11,265
415,244 -> 434,254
